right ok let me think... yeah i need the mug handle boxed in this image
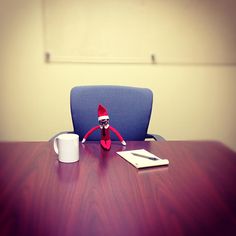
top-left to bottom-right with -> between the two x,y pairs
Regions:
53,137 -> 59,154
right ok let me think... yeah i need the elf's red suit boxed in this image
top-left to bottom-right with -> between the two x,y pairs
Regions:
82,104 -> 126,150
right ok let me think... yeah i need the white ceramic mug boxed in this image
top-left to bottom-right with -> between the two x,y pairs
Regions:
53,133 -> 79,163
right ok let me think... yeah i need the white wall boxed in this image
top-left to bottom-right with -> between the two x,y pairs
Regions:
0,0 -> 236,151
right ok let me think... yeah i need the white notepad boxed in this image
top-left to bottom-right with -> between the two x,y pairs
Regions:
117,149 -> 169,169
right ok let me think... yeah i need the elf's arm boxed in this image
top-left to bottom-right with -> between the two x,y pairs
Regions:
109,126 -> 126,146
82,125 -> 100,143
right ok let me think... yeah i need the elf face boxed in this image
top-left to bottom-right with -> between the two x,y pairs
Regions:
99,119 -> 109,129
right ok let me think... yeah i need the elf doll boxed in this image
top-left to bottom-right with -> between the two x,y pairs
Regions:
82,104 -> 126,150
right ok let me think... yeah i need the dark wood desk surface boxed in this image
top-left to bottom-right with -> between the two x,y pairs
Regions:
0,141 -> 236,236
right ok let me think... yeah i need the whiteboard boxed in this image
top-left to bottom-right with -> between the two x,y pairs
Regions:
43,0 -> 236,64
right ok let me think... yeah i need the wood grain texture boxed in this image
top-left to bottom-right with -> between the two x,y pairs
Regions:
0,141 -> 236,236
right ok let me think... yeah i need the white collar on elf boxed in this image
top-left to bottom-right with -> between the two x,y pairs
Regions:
100,124 -> 109,129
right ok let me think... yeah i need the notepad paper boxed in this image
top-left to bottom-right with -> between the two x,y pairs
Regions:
117,149 -> 169,169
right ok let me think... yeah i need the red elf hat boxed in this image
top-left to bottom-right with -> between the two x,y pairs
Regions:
98,104 -> 109,121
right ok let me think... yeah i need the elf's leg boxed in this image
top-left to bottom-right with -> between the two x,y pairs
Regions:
100,139 -> 111,150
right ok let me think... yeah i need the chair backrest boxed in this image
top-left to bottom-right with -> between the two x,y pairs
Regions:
70,85 -> 153,141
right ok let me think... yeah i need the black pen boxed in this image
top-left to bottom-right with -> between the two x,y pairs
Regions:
131,152 -> 160,161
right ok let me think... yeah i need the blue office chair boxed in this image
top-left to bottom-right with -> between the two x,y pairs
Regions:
69,85 -> 164,141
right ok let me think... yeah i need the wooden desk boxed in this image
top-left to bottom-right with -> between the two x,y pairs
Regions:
0,141 -> 236,236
